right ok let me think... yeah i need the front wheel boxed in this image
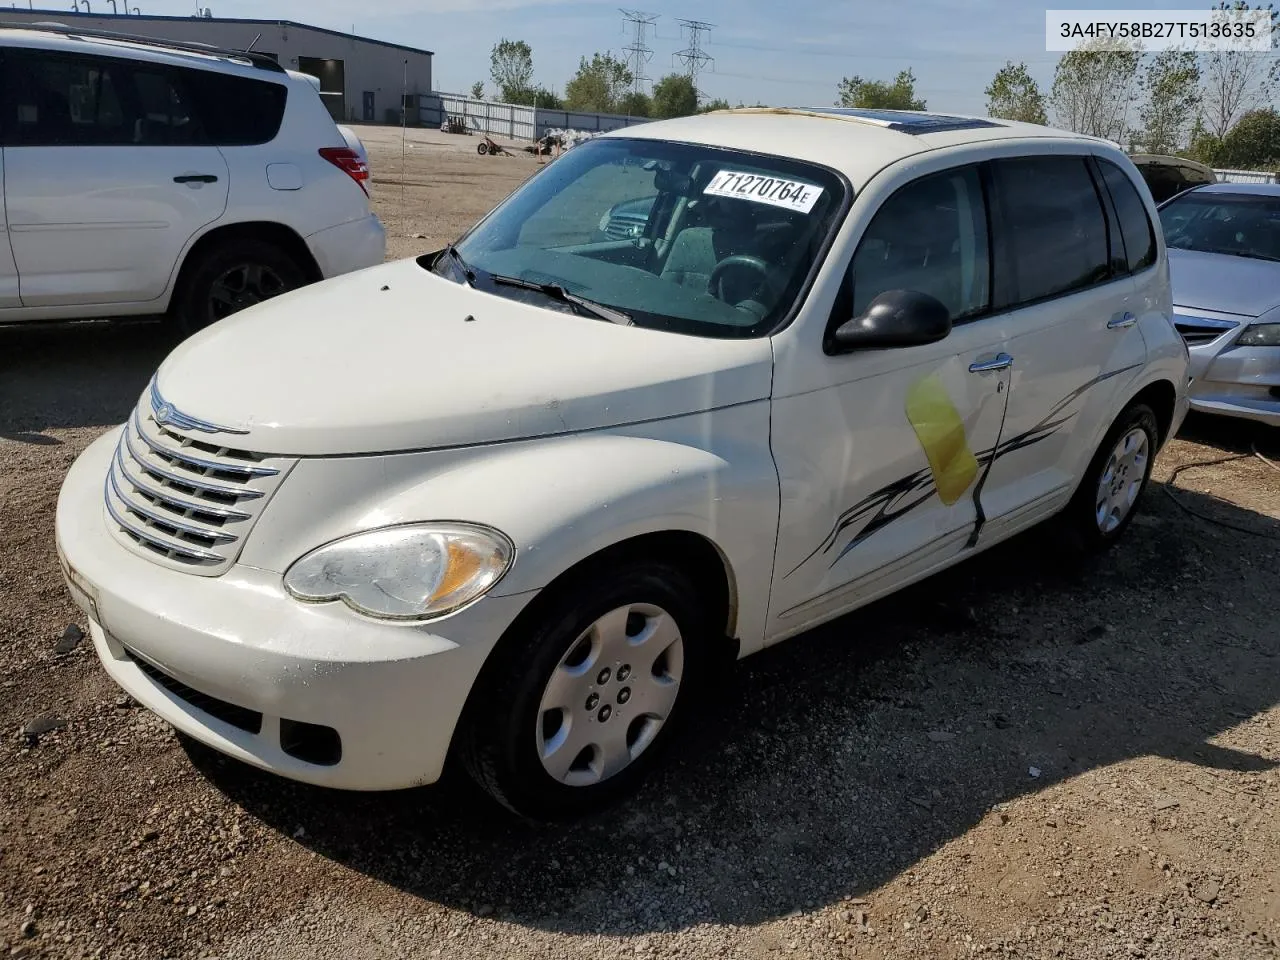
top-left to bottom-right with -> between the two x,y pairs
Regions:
174,239 -> 308,336
458,559 -> 708,820
476,142 -> 489,156
1062,402 -> 1160,551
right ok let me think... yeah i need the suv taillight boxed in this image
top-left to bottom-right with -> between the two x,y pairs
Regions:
319,147 -> 370,196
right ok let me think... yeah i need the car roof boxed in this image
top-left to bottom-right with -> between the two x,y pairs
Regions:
1192,181 -> 1280,196
0,24 -> 288,81
607,108 -> 1114,187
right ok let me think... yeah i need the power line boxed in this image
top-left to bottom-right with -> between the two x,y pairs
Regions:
620,9 -> 658,95
674,18 -> 714,100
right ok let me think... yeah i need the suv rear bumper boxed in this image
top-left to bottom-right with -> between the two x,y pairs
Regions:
307,214 -> 386,279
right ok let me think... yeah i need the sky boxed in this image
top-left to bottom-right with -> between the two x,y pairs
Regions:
21,0 -> 1231,116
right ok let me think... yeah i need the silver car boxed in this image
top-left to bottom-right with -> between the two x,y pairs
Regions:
1160,183 -> 1280,427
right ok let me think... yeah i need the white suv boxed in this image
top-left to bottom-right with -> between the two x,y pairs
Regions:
57,108 -> 1188,820
0,23 -> 384,331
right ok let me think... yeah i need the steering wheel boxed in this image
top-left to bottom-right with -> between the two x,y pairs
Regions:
708,254 -> 771,304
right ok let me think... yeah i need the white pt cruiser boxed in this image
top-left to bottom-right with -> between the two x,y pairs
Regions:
57,109 -> 1190,819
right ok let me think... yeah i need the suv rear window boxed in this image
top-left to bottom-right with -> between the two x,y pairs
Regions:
179,68 -> 287,146
0,49 -> 286,147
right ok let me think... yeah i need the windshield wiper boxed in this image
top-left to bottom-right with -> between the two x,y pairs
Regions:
488,273 -> 632,325
441,244 -> 476,287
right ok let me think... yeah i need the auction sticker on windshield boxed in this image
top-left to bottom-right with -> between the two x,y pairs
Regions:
704,170 -> 825,213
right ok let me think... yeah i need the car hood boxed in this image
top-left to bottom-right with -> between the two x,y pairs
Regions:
1168,248 -> 1280,317
154,259 -> 774,456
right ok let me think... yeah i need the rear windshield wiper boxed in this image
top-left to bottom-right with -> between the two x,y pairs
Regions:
488,273 -> 632,325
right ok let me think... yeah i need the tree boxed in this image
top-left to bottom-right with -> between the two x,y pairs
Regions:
835,69 -> 925,110
652,73 -> 699,118
985,61 -> 1047,124
1137,50 -> 1201,154
1200,2 -> 1279,139
469,81 -> 485,100
1217,107 -> 1280,166
700,97 -> 732,113
1049,40 -> 1141,140
564,53 -> 632,113
489,39 -> 534,103
1186,118 -> 1224,164
533,87 -> 564,110
616,91 -> 652,117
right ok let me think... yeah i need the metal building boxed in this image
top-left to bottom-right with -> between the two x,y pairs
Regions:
0,9 -> 433,124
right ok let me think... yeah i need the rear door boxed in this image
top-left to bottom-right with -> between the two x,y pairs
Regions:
973,152 -> 1146,541
1,47 -> 228,307
0,51 -> 19,308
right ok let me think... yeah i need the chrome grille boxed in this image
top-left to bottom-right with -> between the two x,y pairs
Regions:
104,392 -> 295,575
603,213 -> 648,241
1174,316 -> 1238,347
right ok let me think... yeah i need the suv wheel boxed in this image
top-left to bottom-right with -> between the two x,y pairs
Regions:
175,239 -> 307,335
459,559 -> 708,820
1063,402 -> 1160,550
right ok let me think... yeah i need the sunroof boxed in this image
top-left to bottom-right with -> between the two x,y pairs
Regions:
801,108 -> 1003,134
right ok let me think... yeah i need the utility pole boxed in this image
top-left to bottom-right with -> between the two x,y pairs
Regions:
673,19 -> 714,103
619,9 -> 658,96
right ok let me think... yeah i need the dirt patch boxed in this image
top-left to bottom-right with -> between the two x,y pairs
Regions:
1,131 -> 1279,960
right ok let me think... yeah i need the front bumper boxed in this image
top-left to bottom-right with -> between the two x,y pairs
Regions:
1187,342 -> 1280,427
306,213 -> 386,280
56,430 -> 533,791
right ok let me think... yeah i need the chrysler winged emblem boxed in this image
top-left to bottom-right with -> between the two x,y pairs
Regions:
149,378 -> 249,435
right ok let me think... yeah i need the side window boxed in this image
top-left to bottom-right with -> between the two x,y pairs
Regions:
5,51 -> 132,146
851,165 -> 990,321
1098,159 -> 1158,272
131,67 -> 204,145
179,69 -> 288,146
991,156 -> 1112,307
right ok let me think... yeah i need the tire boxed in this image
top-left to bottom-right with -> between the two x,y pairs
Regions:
1061,402 -> 1160,552
173,238 -> 308,336
476,142 -> 488,156
459,559 -> 709,821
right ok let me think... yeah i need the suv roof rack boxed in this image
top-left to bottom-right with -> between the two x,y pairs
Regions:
0,20 -> 287,73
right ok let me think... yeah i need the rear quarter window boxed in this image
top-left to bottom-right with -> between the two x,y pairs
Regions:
1098,159 -> 1158,273
179,69 -> 287,146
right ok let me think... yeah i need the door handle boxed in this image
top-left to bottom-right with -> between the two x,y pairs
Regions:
1107,311 -> 1137,329
173,174 -> 218,184
968,353 -> 1013,373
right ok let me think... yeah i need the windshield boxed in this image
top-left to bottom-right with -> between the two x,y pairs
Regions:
429,137 -> 848,338
1159,191 -> 1280,262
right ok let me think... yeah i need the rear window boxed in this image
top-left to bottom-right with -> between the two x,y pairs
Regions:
991,156 -> 1111,307
179,69 -> 287,146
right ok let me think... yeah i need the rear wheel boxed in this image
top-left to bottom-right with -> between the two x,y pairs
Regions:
459,559 -> 708,820
1061,402 -> 1159,551
174,239 -> 308,336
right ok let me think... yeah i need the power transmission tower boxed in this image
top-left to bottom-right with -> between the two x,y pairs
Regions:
673,19 -> 714,100
620,9 -> 658,95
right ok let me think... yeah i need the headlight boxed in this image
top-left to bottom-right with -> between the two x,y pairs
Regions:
1236,322 -> 1280,347
283,523 -> 514,621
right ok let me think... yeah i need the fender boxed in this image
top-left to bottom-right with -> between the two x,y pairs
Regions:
240,402 -> 781,655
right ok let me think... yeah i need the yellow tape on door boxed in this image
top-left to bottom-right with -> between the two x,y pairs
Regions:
905,374 -> 979,506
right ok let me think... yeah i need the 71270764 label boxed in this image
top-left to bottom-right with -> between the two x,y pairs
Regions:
703,170 -> 825,213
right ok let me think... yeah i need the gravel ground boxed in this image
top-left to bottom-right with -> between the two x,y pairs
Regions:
2,127 -> 1280,960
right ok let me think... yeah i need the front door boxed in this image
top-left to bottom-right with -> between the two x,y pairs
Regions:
1,49 -> 229,308
362,91 -> 375,123
767,164 -> 1011,641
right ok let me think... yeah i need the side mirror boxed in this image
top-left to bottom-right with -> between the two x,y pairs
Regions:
830,289 -> 952,352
